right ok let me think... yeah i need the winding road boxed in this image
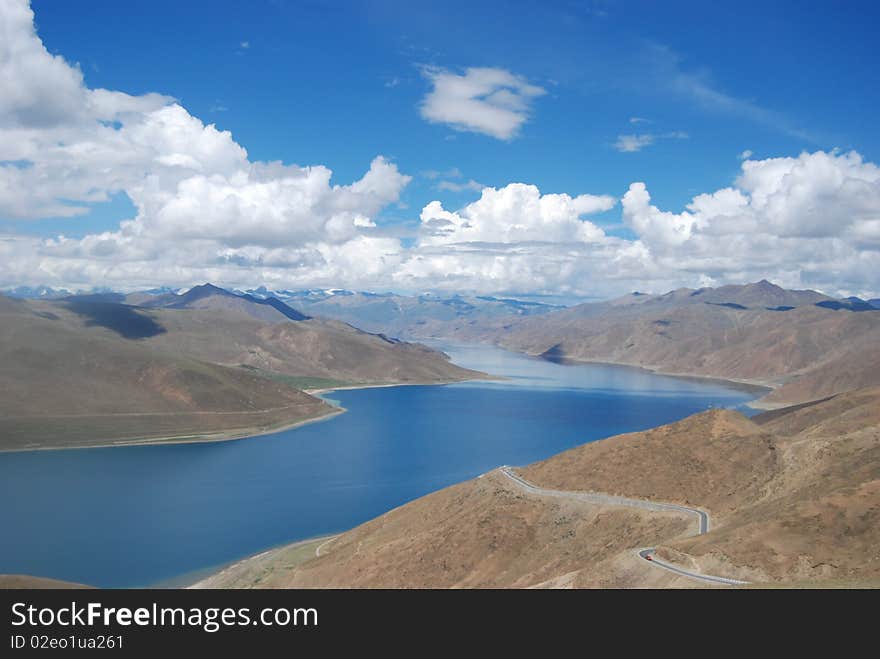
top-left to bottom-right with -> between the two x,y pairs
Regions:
314,535 -> 340,557
498,466 -> 749,586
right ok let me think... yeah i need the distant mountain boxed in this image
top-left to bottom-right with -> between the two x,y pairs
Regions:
870,299 -> 880,309
260,289 -> 563,337
414,280 -> 880,406
138,283 -> 311,323
269,279 -> 846,342
598,279 -> 830,311
265,288 -> 358,302
61,292 -> 126,304
3,285 -> 72,299
3,281 -> 563,337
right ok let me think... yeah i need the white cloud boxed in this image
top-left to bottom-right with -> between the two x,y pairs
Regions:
614,131 -> 688,153
421,167 -> 462,180
614,134 -> 655,152
646,43 -> 813,143
240,41 -> 250,49
436,179 -> 484,193
419,66 -> 545,140
620,150 -> 880,295
391,151 -> 880,298
739,149 -> 753,160
418,184 -> 615,246
1,2 -> 879,300
422,167 -> 484,192
0,0 -> 411,289
629,116 -> 650,124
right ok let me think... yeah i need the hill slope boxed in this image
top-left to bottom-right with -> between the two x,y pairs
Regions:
0,288 -> 481,450
0,297 -> 330,450
135,283 -> 311,323
210,388 -> 880,588
429,281 -> 880,406
204,281 -> 880,408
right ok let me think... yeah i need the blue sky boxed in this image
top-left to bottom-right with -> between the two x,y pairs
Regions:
23,0 -> 878,234
1,0 -> 879,297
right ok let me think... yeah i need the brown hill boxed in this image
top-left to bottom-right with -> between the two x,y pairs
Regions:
143,308 -> 477,385
212,388 -> 880,588
660,388 -> 880,582
760,339 -> 880,406
0,298 -> 328,450
498,301 -> 877,379
134,283 -> 311,323
430,282 -> 880,407
216,472 -> 693,588
519,409 -> 778,515
754,386 -> 880,437
0,291 -> 480,450
312,281 -> 877,408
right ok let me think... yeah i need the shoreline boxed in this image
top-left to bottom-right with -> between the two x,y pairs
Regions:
514,351 -> 780,407
22,348 -> 789,588
428,338 -> 780,404
303,377 -> 484,396
186,357 -> 778,588
0,406 -> 347,455
0,377 -> 481,454
180,534 -> 338,589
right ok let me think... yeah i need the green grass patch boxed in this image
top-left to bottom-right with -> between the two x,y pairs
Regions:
237,365 -> 352,391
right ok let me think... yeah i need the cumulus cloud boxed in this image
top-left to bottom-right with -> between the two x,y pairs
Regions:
390,151 -> 880,298
621,150 -> 880,294
1,1 -> 879,300
419,66 -> 545,140
0,0 -> 411,292
0,0 -> 166,131
419,184 -> 615,246
739,149 -> 753,160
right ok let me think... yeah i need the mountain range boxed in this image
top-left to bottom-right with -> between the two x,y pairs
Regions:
372,280 -> 880,407
260,280 -> 880,408
12,279 -> 878,408
4,278 -> 878,449
0,285 -> 480,450
250,288 -> 563,336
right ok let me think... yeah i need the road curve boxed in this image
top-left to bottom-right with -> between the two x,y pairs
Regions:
314,535 -> 340,557
498,466 -> 749,586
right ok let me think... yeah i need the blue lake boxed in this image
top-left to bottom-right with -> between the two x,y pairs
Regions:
0,344 -> 761,587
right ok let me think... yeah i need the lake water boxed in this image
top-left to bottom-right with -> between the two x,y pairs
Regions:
0,344 -> 761,587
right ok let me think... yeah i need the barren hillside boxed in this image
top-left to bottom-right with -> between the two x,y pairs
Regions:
211,388 -> 880,588
0,288 -> 481,450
